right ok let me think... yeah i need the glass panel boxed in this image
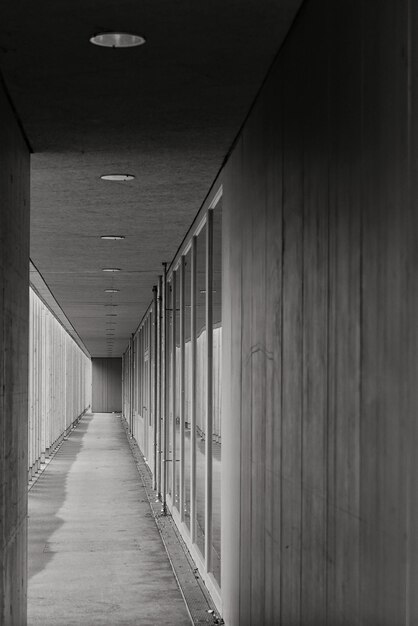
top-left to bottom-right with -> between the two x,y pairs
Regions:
174,270 -> 181,511
167,283 -> 173,496
195,224 -> 206,557
184,249 -> 192,529
212,200 -> 222,584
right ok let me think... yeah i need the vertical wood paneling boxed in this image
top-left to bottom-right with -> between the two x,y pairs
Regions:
361,3 -> 409,623
0,79 -> 30,625
221,1 -> 418,624
408,3 -> 418,621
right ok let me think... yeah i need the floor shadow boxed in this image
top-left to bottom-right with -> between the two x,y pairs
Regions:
28,414 -> 94,580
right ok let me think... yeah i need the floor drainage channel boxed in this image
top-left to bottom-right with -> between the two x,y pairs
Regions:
120,415 -> 223,625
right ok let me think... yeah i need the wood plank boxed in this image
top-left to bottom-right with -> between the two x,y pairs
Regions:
300,32 -> 329,623
245,113 -> 267,625
327,4 -> 362,622
280,31 -> 304,620
262,59 -> 283,625
221,161 -> 242,624
407,4 -> 418,621
361,3 -> 409,623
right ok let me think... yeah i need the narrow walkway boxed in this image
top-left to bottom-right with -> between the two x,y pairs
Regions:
28,413 -> 191,626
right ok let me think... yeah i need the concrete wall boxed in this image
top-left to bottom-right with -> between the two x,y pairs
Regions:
0,81 -> 30,623
92,358 -> 122,412
222,1 -> 418,624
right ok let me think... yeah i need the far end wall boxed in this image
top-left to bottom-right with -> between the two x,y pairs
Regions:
92,358 -> 122,412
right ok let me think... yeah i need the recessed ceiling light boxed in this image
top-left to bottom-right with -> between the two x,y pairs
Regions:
102,268 -> 121,272
90,33 -> 146,48
106,313 -> 117,316
101,235 -> 125,240
100,174 -> 135,181
105,304 -> 118,307
104,289 -> 119,293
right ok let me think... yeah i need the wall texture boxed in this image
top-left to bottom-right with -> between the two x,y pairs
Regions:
92,358 -> 122,412
0,81 -> 30,623
222,1 -> 418,624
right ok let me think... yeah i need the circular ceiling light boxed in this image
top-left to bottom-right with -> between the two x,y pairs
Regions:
102,268 -> 121,272
90,32 -> 146,48
104,288 -> 119,293
100,174 -> 135,181
101,235 -> 125,240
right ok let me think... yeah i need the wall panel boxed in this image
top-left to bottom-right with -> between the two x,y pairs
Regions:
92,358 -> 122,412
0,78 -> 30,625
222,0 -> 417,624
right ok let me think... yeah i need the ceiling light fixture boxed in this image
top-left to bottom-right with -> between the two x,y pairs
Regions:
106,314 -> 117,316
105,304 -> 118,307
101,235 -> 125,240
102,268 -> 121,272
90,32 -> 146,48
100,174 -> 135,181
104,289 -> 119,293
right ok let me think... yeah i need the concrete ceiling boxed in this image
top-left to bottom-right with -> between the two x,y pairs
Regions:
0,0 -> 302,357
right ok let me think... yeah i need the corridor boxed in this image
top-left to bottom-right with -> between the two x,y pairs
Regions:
27,413 -> 190,626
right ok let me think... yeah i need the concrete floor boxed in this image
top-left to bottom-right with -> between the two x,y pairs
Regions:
28,413 -> 191,626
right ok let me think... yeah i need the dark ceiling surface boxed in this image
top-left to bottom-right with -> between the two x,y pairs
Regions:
0,0 -> 302,357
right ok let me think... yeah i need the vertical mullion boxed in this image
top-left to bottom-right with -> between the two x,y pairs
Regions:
171,272 -> 177,500
153,287 -> 158,490
162,265 -> 167,507
37,298 -> 41,468
157,275 -> 163,499
180,256 -> 186,521
131,336 -> 135,434
191,236 -> 197,542
28,291 -> 33,475
205,209 -> 214,572
149,313 -> 152,429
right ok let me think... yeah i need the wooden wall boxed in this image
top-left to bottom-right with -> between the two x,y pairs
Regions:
221,1 -> 418,624
0,81 -> 30,623
92,358 -> 122,412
